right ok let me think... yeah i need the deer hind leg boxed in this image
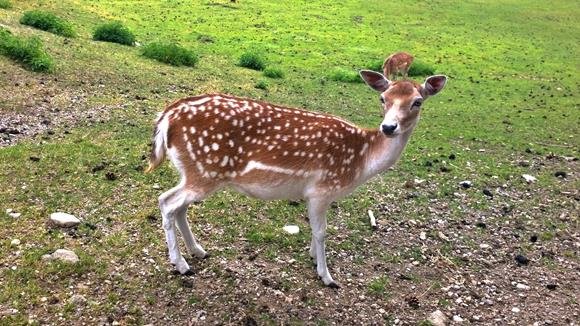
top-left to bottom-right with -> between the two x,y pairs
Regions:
174,188 -> 208,259
308,198 -> 339,288
159,185 -> 208,274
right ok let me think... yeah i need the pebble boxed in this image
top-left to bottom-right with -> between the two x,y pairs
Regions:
516,283 -> 530,290
6,208 -> 21,218
511,307 -> 520,313
43,249 -> 79,263
522,174 -> 537,183
50,212 -> 81,227
459,180 -> 472,188
515,254 -> 530,266
69,294 -> 86,305
428,310 -> 447,326
11,239 -> 21,246
282,225 -> 300,234
420,232 -> 427,240
479,243 -> 490,249
482,189 -> 493,197
152,183 -> 161,189
453,315 -> 464,322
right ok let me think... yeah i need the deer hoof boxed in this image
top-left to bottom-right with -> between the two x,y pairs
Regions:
327,281 -> 341,289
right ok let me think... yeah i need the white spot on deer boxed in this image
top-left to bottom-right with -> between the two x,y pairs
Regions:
190,127 -> 196,134
216,133 -> 223,140
209,171 -> 217,178
198,137 -> 204,147
240,160 -> 296,176
211,143 -> 219,151
220,156 -> 229,167
359,143 -> 369,156
196,162 -> 204,173
202,130 -> 208,137
228,140 -> 234,147
203,145 -> 210,153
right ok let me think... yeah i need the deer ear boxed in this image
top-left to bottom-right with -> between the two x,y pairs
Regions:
359,70 -> 390,92
422,75 -> 447,97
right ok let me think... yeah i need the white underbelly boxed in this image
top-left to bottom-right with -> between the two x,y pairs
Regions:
231,181 -> 308,200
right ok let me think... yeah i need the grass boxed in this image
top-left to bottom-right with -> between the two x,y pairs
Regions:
327,68 -> 361,83
141,42 -> 198,67
0,0 -> 578,324
0,0 -> 11,9
20,10 -> 75,37
238,51 -> 266,71
93,21 -> 135,46
0,28 -> 54,72
255,79 -> 268,90
263,67 -> 284,79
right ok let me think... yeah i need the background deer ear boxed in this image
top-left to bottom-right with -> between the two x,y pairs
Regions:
359,70 -> 390,92
421,75 -> 447,97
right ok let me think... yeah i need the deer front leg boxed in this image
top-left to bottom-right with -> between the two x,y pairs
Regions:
159,186 -> 192,275
308,198 -> 339,288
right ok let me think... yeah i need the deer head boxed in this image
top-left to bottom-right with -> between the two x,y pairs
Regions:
359,70 -> 447,136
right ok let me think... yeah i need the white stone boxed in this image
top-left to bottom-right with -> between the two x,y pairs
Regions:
50,212 -> 80,227
420,232 -> 427,240
516,283 -> 530,290
453,315 -> 464,322
10,239 -> 20,246
152,184 -> 161,189
511,307 -> 520,313
479,243 -> 490,249
429,310 -> 448,326
522,174 -> 536,183
282,225 -> 300,235
44,249 -> 79,263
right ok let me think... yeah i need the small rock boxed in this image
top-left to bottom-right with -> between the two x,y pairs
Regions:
546,284 -> 557,290
515,254 -> 529,266
516,283 -> 530,290
420,232 -> 427,240
105,172 -> 117,181
50,212 -> 80,227
152,183 -> 161,190
522,174 -> 536,183
9,212 -> 21,218
511,307 -> 520,313
452,315 -> 464,322
438,231 -> 449,241
428,310 -> 447,326
11,239 -> 21,246
282,225 -> 299,235
69,294 -> 86,305
482,189 -> 493,197
530,235 -> 538,243
554,171 -> 567,178
459,180 -> 472,188
479,243 -> 490,249
44,249 -> 79,263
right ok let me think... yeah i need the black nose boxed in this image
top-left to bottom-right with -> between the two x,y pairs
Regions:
381,124 -> 398,135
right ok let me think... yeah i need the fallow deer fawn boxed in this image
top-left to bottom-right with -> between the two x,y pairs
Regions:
145,70 -> 447,287
383,51 -> 414,80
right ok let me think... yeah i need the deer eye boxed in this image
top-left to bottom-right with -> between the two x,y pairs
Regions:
411,99 -> 423,109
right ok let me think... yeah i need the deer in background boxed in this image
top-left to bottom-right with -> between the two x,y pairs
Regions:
383,51 -> 414,80
145,69 -> 447,288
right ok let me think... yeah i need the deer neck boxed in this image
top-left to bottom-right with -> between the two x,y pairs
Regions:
360,126 -> 415,182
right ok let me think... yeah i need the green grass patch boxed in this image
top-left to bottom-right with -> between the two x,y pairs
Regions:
20,10 -> 75,37
141,42 -> 198,67
238,51 -> 266,71
93,21 -> 135,46
0,0 -> 12,9
263,67 -> 284,79
0,28 -> 54,72
255,79 -> 269,90
328,68 -> 361,83
408,59 -> 435,76
367,276 -> 391,297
